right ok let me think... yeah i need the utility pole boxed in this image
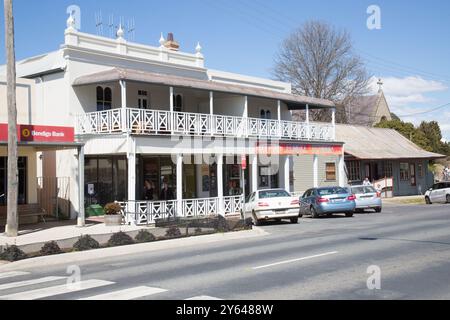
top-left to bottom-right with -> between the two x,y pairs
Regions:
4,0 -> 19,237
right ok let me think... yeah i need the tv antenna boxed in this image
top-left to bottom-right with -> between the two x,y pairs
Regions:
108,14 -> 115,38
127,18 -> 136,41
95,11 -> 103,36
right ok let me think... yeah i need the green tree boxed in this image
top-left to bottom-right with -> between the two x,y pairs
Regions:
376,119 -> 450,156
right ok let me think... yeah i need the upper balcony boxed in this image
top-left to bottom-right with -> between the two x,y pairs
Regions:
72,68 -> 337,142
75,108 -> 335,141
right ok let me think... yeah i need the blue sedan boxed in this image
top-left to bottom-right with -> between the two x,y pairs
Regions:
299,187 -> 356,218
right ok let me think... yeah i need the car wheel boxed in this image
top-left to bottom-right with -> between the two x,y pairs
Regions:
290,217 -> 299,224
310,206 -> 320,218
425,196 -> 432,205
345,212 -> 354,218
375,207 -> 382,213
252,212 -> 261,226
446,194 -> 450,204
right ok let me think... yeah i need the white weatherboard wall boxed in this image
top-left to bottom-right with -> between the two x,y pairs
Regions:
293,155 -> 341,193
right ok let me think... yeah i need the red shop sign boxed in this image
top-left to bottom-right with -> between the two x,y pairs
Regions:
0,124 -> 75,143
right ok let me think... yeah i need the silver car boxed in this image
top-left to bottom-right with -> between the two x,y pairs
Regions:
347,185 -> 382,213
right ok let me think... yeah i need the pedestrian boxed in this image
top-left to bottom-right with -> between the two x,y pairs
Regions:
363,177 -> 372,186
160,178 -> 174,201
143,180 -> 154,201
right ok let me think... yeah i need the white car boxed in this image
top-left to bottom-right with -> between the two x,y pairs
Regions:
425,182 -> 450,204
243,189 -> 300,225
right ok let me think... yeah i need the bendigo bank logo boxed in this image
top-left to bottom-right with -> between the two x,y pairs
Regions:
21,128 -> 31,138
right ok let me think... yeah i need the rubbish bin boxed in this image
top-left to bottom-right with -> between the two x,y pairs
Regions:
86,204 -> 104,217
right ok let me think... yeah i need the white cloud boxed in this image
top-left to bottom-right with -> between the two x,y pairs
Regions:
369,76 -> 447,98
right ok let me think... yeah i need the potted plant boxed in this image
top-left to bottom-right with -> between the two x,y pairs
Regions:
104,202 -> 123,226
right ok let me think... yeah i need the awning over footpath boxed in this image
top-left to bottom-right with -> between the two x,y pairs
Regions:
335,124 -> 445,160
72,67 -> 335,110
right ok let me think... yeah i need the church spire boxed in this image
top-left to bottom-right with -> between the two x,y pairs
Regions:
377,78 -> 384,93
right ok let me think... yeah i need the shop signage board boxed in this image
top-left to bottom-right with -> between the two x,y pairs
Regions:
0,124 -> 75,143
256,142 -> 343,156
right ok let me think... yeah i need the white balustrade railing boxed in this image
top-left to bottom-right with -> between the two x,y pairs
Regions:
119,195 -> 244,225
75,108 -> 335,141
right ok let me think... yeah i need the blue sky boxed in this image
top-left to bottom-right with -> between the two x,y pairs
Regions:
1,0 -> 450,139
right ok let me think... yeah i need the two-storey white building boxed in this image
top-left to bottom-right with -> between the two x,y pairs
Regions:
0,13 -> 345,226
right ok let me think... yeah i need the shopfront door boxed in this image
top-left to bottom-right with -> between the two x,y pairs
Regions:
0,157 -> 27,205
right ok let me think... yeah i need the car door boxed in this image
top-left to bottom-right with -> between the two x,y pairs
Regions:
430,183 -> 443,203
299,190 -> 311,214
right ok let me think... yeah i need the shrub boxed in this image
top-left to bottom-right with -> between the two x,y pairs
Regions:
107,231 -> 134,247
215,215 -> 231,232
135,230 -> 156,243
0,245 -> 27,262
73,235 -> 100,251
165,226 -> 182,238
104,202 -> 122,215
40,241 -> 63,256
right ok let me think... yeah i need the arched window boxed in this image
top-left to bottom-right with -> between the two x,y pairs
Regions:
260,110 -> 266,119
173,94 -> 183,112
266,110 -> 272,120
96,86 -> 112,111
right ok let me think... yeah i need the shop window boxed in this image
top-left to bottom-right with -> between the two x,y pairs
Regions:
325,163 -> 336,181
346,160 -> 361,181
84,156 -> 127,206
384,161 -> 393,177
399,163 -> 410,181
418,164 -> 424,178
96,86 -> 112,111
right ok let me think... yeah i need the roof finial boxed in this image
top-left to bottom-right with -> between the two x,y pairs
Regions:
377,78 -> 383,92
116,23 -> 124,39
66,12 -> 76,30
196,42 -> 202,54
159,32 -> 165,47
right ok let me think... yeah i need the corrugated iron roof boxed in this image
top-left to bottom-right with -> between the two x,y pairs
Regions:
336,124 -> 445,160
72,67 -> 335,109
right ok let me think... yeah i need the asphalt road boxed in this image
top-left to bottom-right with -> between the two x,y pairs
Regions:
1,203 -> 450,300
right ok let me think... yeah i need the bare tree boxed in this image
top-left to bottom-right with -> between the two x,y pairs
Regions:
4,0 -> 18,237
273,21 -> 370,121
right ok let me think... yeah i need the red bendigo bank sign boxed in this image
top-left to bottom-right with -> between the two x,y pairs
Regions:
0,124 -> 75,143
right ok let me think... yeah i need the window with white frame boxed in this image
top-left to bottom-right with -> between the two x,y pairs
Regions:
138,90 -> 149,109
173,94 -> 183,112
96,86 -> 112,111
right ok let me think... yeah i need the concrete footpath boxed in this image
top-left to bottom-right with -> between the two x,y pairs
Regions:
0,227 -> 268,272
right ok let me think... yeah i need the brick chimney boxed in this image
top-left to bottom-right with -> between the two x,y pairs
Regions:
164,32 -> 180,51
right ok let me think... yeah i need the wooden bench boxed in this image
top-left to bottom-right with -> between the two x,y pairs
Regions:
0,204 -> 46,227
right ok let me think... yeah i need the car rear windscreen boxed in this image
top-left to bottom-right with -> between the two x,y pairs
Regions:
259,190 -> 291,198
318,187 -> 348,196
352,186 -> 377,194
